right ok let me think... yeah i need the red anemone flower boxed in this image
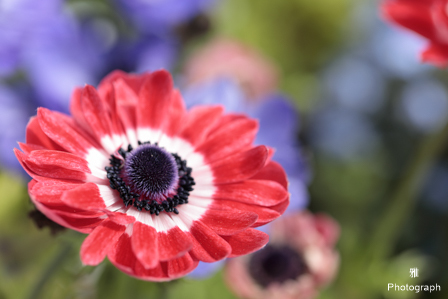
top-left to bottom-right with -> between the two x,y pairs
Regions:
14,70 -> 289,281
382,0 -> 448,67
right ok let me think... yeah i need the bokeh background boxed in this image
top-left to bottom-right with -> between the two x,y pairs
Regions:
0,0 -> 447,298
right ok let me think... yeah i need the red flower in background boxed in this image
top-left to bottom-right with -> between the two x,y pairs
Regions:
225,211 -> 339,299
14,70 -> 289,281
382,0 -> 448,67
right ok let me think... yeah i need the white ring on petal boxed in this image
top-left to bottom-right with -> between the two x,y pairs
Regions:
87,164 -> 108,180
100,135 -> 116,154
137,128 -> 162,144
189,185 -> 216,198
169,214 -> 190,231
97,184 -> 121,208
178,204 -> 209,222
126,129 -> 139,149
154,213 -> 177,232
187,196 -> 214,209
137,210 -> 155,227
85,147 -> 110,170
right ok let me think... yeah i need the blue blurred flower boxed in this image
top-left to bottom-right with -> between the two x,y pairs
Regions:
323,57 -> 385,114
0,84 -> 34,175
422,164 -> 448,213
398,79 -> 448,133
309,106 -> 380,160
0,0 -> 63,76
183,79 -> 310,279
0,0 -> 211,173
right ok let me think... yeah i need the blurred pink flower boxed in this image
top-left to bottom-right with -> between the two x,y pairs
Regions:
225,211 -> 340,299
184,38 -> 279,99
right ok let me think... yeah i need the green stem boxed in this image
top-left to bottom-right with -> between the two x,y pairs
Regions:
368,122 -> 448,261
27,242 -> 72,299
158,282 -> 169,299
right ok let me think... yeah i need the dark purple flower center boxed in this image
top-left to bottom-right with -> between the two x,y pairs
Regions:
105,141 -> 195,215
123,144 -> 179,199
248,244 -> 307,287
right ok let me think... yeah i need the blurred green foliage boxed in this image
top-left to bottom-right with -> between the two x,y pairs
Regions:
213,0 -> 355,110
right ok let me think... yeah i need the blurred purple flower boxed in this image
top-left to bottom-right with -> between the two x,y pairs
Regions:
0,84 -> 34,175
0,0 -> 63,76
113,0 -> 215,36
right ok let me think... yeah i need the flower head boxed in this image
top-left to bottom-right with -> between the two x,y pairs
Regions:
381,0 -> 448,67
15,70 -> 289,281
225,211 -> 339,299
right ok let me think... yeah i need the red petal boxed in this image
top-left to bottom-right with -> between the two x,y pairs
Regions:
23,150 -> 91,181
60,182 -> 107,211
18,142 -> 46,154
131,222 -> 159,269
29,179 -> 81,205
223,228 -> 269,257
179,106 -> 224,146
199,208 -> 258,236
26,117 -> 64,151
133,262 -> 169,281
113,79 -> 139,131
188,220 -> 231,262
166,252 -> 198,278
54,214 -> 104,232
45,206 -> 103,219
80,85 -> 114,139
421,42 -> 448,67
213,180 -> 288,206
269,198 -> 290,215
251,161 -> 288,189
108,233 -> 137,272
162,90 -> 187,137
70,88 -> 90,133
205,146 -> 268,184
381,1 -> 434,39
37,108 -> 97,156
29,184 -> 102,234
157,226 -> 192,261
195,118 -> 258,163
207,199 -> 281,227
109,234 -> 171,281
15,149 -> 51,181
137,70 -> 174,130
99,70 -> 149,95
314,213 -> 340,247
80,220 -> 126,265
106,211 -> 135,225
